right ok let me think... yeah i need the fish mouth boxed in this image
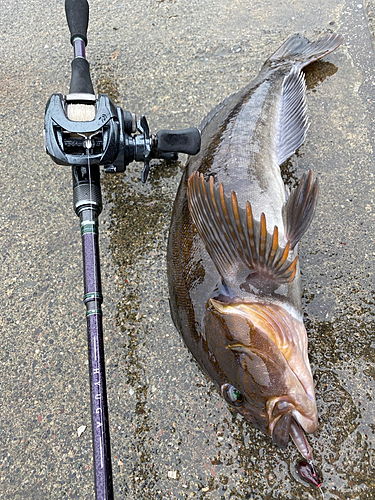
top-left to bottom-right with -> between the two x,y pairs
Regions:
272,412 -> 313,461
269,396 -> 315,459
268,396 -> 317,443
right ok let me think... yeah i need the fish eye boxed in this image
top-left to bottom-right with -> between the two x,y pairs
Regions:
221,383 -> 244,407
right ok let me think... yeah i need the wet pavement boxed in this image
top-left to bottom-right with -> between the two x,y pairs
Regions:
1,0 -> 375,498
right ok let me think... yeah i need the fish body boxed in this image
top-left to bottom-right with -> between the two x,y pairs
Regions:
167,34 -> 343,452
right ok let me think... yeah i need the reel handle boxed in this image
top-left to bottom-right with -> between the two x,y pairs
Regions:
155,128 -> 201,156
65,0 -> 90,46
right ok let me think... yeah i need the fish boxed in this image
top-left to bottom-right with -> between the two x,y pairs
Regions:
167,33 -> 343,459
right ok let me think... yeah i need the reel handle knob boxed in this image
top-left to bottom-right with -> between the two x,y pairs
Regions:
155,127 -> 201,156
65,0 -> 89,45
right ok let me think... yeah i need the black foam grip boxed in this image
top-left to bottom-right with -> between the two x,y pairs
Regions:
156,128 -> 201,156
65,0 -> 89,45
69,58 -> 94,94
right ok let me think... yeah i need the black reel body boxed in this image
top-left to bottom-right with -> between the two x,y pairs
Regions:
44,92 -> 201,182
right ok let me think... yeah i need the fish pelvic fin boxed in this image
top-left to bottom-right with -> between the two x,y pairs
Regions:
268,33 -> 344,70
187,172 -> 298,292
277,67 -> 309,166
283,170 -> 319,250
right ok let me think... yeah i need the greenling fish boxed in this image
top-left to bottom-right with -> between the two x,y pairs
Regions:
167,33 -> 343,465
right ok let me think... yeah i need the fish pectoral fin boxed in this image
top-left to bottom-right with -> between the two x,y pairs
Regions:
187,172 -> 298,291
276,66 -> 309,166
283,170 -> 319,249
275,34 -> 344,165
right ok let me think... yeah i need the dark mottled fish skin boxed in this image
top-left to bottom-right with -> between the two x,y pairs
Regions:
167,34 -> 343,452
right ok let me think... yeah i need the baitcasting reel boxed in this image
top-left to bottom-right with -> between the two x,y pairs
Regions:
44,0 -> 200,183
44,91 -> 201,183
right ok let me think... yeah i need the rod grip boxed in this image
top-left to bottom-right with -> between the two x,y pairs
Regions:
69,58 -> 94,94
65,0 -> 89,45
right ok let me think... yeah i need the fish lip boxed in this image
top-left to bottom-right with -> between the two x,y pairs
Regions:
272,413 -> 314,459
267,395 -> 318,438
291,409 -> 318,434
272,411 -> 292,449
268,406 -> 317,454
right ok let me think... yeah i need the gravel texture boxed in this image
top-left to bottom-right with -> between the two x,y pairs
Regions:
1,0 -> 375,499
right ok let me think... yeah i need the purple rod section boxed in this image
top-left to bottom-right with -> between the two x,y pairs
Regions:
80,212 -> 114,499
73,37 -> 86,59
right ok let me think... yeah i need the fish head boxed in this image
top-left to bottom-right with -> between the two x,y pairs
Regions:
204,297 -> 318,448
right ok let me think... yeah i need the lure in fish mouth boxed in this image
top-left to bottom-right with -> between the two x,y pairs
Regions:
167,32 -> 344,473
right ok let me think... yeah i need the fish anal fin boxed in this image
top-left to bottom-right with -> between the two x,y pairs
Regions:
284,170 -> 319,249
187,172 -> 298,293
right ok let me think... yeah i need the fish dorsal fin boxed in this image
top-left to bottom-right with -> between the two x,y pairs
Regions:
283,170 -> 319,249
277,67 -> 309,166
187,172 -> 298,293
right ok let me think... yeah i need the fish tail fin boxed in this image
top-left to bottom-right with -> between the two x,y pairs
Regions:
268,33 -> 343,69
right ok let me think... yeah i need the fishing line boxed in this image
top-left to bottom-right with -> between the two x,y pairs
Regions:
81,131 -> 105,472
88,138 -> 104,472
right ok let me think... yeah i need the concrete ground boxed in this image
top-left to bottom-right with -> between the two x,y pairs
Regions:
1,0 -> 375,498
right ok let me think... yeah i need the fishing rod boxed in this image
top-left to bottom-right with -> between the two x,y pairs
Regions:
43,1 -> 201,498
